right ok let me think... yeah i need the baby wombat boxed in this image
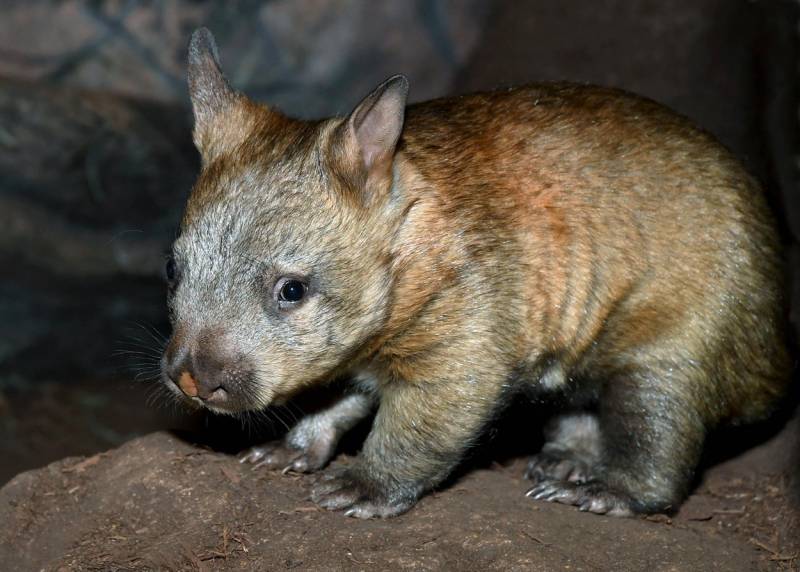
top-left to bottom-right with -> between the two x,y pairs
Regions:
161,28 -> 791,518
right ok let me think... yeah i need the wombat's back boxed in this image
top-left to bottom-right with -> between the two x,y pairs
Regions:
399,83 -> 790,425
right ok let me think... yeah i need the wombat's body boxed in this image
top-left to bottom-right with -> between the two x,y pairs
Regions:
162,29 -> 791,518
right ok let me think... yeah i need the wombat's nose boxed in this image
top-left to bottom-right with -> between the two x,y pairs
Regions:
165,349 -> 229,402
177,370 -> 199,397
164,327 -> 233,404
171,369 -> 228,402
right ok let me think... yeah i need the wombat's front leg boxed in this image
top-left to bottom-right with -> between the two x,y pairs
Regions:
240,393 -> 373,473
311,374 -> 503,518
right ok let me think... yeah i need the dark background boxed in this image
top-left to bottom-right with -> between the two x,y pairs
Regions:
0,0 -> 797,494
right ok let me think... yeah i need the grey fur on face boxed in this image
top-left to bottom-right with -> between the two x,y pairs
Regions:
165,132 -> 398,411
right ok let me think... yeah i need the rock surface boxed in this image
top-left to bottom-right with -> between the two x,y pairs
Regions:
0,80 -> 194,382
0,0 -> 489,116
1,427 -> 797,571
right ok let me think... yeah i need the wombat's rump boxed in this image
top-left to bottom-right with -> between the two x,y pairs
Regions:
162,28 -> 791,518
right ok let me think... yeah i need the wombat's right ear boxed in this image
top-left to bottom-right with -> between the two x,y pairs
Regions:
187,28 -> 237,153
335,75 -> 409,202
347,75 -> 409,174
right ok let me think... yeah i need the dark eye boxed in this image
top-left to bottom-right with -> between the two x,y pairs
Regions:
277,279 -> 307,304
165,256 -> 177,282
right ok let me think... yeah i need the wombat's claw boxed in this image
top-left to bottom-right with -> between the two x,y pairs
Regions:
239,445 -> 270,464
526,479 -> 634,517
524,451 -> 591,484
238,442 -> 288,469
310,469 -> 411,519
239,442 -> 323,473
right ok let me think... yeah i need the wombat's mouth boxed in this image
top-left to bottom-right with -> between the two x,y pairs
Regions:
192,395 -> 239,415
159,354 -> 265,415
172,383 -> 261,416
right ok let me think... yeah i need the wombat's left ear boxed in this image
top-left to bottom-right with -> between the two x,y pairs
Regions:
187,28 -> 237,147
343,75 -> 409,188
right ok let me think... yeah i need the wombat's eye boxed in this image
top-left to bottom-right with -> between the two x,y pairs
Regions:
275,278 -> 307,306
165,256 -> 177,283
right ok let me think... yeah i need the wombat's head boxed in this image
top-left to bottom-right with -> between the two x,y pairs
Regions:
161,29 -> 409,414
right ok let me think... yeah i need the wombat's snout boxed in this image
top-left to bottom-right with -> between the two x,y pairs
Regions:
168,367 -> 228,403
163,329 -> 242,407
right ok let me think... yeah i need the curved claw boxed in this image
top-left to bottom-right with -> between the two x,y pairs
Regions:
310,468 -> 416,518
239,448 -> 267,464
525,451 -> 592,485
240,438 -> 336,474
525,479 -> 635,517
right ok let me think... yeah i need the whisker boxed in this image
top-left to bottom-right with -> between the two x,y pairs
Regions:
133,321 -> 169,346
270,406 -> 292,433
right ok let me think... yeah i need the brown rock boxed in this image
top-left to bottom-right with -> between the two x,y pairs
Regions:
0,431 -> 765,571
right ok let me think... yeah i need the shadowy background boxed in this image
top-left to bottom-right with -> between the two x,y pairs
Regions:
0,0 -> 797,515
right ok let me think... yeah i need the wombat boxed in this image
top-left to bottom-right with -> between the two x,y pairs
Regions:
161,28 -> 791,518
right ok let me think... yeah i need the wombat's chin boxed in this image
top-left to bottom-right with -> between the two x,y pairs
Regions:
202,402 -> 244,416
197,398 -> 259,416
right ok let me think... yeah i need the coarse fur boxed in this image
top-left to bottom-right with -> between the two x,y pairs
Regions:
162,28 -> 792,518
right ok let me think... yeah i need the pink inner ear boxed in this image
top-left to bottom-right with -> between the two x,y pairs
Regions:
350,78 -> 408,172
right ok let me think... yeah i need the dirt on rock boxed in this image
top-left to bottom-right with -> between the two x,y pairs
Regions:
1,417 -> 798,572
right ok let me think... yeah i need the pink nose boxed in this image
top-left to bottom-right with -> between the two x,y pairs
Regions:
177,371 -> 198,397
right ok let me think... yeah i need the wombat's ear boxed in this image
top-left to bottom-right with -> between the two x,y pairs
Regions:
187,28 -> 237,145
344,75 -> 409,184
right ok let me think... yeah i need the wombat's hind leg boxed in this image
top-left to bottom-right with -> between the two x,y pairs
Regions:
525,412 -> 637,517
240,393 -> 373,473
527,365 -> 706,517
525,412 -> 600,484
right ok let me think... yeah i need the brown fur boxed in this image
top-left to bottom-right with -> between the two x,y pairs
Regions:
163,29 -> 791,519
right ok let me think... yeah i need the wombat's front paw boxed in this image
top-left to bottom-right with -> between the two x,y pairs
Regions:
239,441 -> 329,474
525,479 -> 634,517
524,450 -> 592,484
310,468 -> 415,519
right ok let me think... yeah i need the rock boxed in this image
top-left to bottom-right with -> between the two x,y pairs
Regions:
0,0 -> 490,117
0,431 -> 764,571
0,80 -> 196,381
